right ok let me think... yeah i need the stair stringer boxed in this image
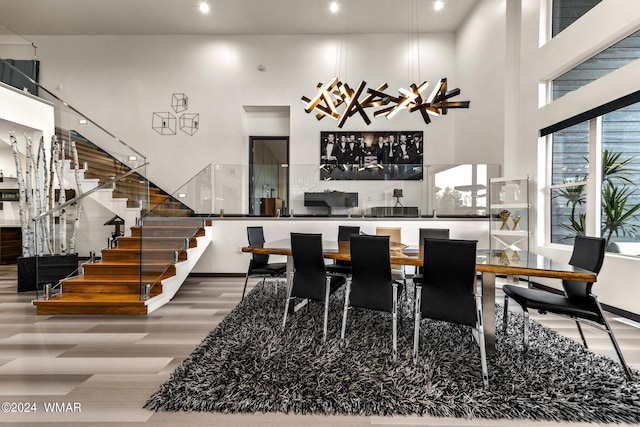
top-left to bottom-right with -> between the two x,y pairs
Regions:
144,225 -> 213,314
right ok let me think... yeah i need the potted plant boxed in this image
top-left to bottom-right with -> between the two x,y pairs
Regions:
10,132 -> 81,292
555,149 -> 640,250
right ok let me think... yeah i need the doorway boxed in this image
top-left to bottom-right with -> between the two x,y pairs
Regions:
249,137 -> 289,216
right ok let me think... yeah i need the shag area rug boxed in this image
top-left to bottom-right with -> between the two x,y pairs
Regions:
146,282 -> 640,423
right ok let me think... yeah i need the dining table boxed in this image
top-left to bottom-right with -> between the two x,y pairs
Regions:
242,239 -> 597,356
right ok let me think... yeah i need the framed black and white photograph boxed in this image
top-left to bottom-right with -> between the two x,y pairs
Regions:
320,131 -> 423,180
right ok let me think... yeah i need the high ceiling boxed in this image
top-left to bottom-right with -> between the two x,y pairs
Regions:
0,0 -> 477,36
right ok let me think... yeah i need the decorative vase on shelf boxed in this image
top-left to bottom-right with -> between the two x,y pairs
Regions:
511,214 -> 521,230
498,249 -> 510,265
499,209 -> 511,230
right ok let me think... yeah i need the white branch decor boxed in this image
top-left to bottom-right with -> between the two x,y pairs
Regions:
25,136 -> 36,255
69,140 -> 83,253
48,135 -> 56,252
36,137 -> 52,254
54,138 -> 67,255
10,132 -> 31,257
9,131 -> 80,259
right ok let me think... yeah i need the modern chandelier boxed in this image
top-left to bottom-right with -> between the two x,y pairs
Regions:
301,77 -> 470,128
302,0 -> 469,128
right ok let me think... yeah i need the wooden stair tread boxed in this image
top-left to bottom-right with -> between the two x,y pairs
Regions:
34,293 -> 149,315
34,293 -> 145,304
64,273 -> 167,281
102,248 -> 186,254
85,260 -> 174,266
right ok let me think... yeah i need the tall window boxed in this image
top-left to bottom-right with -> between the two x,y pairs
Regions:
601,103 -> 640,251
552,29 -> 640,101
550,122 -> 589,244
548,100 -> 640,254
551,0 -> 602,37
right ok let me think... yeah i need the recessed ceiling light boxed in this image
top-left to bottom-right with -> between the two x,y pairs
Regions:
434,1 -> 444,11
199,2 -> 210,14
329,2 -> 339,13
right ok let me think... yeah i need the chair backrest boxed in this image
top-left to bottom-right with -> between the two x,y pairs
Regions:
349,234 -> 394,312
247,226 -> 269,267
338,226 -> 360,242
420,238 -> 478,327
563,235 -> 606,301
290,233 -> 327,301
419,228 -> 450,243
418,228 -> 450,273
336,226 -> 360,266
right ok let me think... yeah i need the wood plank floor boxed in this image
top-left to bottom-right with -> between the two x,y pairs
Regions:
1,264 -> 639,426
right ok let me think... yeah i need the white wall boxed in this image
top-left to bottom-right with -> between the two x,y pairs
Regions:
454,0 -> 507,165
0,82 -> 55,159
0,82 -> 55,224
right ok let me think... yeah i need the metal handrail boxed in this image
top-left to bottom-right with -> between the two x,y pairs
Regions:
31,163 -> 149,222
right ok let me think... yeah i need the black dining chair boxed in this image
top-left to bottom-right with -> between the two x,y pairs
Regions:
326,225 -> 360,276
412,228 -> 450,286
241,226 -> 287,300
340,234 -> 404,361
413,238 -> 488,388
502,235 -> 633,379
283,233 -> 346,342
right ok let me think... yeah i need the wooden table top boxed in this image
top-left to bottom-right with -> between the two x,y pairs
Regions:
242,239 -> 597,282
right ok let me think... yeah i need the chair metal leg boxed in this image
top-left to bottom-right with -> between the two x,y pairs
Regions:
322,276 -> 331,344
241,273 -> 250,301
502,295 -> 510,333
575,319 -> 588,347
392,283 -> 398,362
475,294 -> 489,389
282,272 -> 295,329
412,286 -> 422,364
594,298 -> 633,380
523,309 -> 529,352
340,279 -> 352,347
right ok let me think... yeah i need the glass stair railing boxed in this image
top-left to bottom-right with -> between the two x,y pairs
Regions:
138,164 -> 213,301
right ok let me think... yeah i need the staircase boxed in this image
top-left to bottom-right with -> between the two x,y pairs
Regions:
33,218 -> 212,315
63,130 -> 194,218
31,130 -> 212,315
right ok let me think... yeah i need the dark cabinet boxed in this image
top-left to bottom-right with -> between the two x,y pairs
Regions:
0,226 -> 22,264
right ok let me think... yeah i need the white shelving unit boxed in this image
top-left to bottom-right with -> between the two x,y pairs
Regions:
489,176 -> 530,266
